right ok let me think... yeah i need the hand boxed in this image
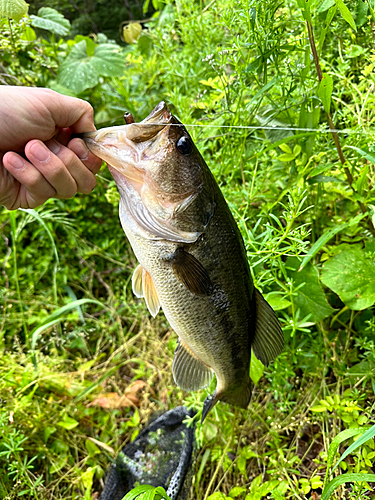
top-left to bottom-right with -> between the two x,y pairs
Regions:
0,86 -> 102,210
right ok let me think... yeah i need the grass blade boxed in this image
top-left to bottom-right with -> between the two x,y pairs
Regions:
332,424 -> 375,472
20,208 -> 59,264
323,427 -> 368,486
321,473 -> 375,500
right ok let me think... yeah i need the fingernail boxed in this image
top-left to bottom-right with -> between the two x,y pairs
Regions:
30,142 -> 50,162
8,154 -> 25,170
48,140 -> 61,155
74,142 -> 89,161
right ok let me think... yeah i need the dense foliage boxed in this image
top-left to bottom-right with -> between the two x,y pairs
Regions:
0,0 -> 375,498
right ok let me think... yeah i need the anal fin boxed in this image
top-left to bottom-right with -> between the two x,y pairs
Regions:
252,288 -> 284,366
131,264 -> 160,318
172,339 -> 213,391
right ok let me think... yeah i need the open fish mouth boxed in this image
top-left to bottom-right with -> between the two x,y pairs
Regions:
82,102 -> 174,187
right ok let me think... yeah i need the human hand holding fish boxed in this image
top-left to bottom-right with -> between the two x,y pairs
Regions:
82,102 -> 284,422
0,86 -> 102,210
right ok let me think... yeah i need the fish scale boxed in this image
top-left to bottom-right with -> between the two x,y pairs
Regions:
82,101 -> 284,421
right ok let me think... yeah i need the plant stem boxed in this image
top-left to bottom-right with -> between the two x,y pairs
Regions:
10,212 -> 28,344
306,20 -> 375,237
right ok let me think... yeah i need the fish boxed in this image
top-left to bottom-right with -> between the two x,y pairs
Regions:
82,102 -> 284,422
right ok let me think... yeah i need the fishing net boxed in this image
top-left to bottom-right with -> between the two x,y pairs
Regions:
98,406 -> 196,500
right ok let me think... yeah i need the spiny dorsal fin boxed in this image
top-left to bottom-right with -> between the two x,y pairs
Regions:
169,248 -> 213,296
132,264 -> 160,318
132,264 -> 144,298
252,288 -> 284,366
172,339 -> 213,392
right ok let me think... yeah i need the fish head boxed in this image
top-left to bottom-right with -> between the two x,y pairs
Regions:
83,102 -> 205,227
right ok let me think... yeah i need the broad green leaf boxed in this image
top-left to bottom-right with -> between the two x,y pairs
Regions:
299,214 -> 365,269
207,494 -> 230,500
356,0 -> 368,27
317,0 -> 335,13
90,43 -> 126,77
229,486 -> 247,498
265,293 -> 291,311
30,7 -> 70,36
21,25 -> 36,41
0,0 -> 28,21
321,473 -> 375,500
286,257 -> 335,322
50,454 -> 68,474
335,0 -> 357,31
58,41 -> 126,93
333,425 -> 375,472
123,22 -> 142,43
57,41 -> 100,93
321,247 -> 375,310
123,485 -> 155,500
278,153 -> 295,162
317,74 -> 333,114
58,416 -> 79,430
250,350 -> 265,384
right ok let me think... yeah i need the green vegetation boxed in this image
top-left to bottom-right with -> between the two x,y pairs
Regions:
1,0 -> 375,498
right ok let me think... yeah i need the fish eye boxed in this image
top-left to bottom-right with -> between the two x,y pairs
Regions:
176,136 -> 193,156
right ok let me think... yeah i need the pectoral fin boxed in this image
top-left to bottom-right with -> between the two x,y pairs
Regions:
168,248 -> 213,296
131,265 -> 160,318
172,339 -> 213,391
132,264 -> 144,298
252,288 -> 284,366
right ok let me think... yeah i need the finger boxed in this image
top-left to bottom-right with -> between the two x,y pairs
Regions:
25,140 -> 78,199
67,138 -> 103,175
2,152 -> 56,209
43,139 -> 97,194
44,91 -> 96,134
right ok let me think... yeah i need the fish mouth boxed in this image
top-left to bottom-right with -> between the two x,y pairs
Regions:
82,101 -> 173,188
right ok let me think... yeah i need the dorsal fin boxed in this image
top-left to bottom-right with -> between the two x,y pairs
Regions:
172,339 -> 213,391
252,288 -> 284,366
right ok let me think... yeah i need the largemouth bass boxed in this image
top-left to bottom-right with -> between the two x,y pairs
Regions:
83,102 -> 284,421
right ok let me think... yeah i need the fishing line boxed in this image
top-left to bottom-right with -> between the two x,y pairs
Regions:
137,122 -> 375,135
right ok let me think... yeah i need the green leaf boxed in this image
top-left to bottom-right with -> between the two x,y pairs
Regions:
324,428 -> 367,486
90,43 -> 126,77
0,0 -> 28,21
57,41 -> 126,93
335,0 -> 357,31
299,214 -> 365,269
278,153 -> 295,162
317,0 -> 335,13
347,146 -> 375,164
229,486 -> 247,498
30,7 -> 70,36
57,416 -> 79,430
265,292 -> 291,311
321,474 -> 375,500
321,247 -> 375,310
20,208 -> 59,264
286,257 -> 335,322
20,25 -> 36,41
317,74 -> 333,114
123,485 -> 155,500
57,41 -> 100,93
250,350 -> 265,384
346,44 -> 366,58
333,425 -> 375,472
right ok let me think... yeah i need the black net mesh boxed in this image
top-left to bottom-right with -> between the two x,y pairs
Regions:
99,406 -> 196,500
